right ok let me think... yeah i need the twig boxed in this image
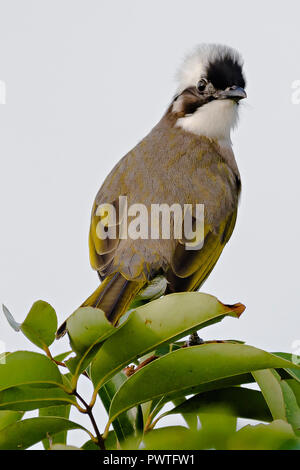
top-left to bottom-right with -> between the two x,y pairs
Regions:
43,346 -> 104,448
74,391 -> 106,450
44,346 -> 90,379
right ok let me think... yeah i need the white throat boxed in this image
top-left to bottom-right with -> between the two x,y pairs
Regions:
175,99 -> 239,147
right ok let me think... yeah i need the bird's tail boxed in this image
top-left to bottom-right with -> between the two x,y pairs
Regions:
56,272 -> 146,339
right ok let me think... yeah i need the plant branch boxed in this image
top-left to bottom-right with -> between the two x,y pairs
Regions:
74,391 -> 106,450
44,346 -> 90,379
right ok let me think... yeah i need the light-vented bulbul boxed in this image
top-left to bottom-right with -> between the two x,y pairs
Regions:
57,43 -> 246,337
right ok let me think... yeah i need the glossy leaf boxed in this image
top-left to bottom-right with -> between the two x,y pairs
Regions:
108,343 -> 297,423
54,351 -> 72,363
252,369 -> 286,421
0,385 -> 76,411
91,292 -> 244,393
65,307 -> 129,383
21,301 -> 57,349
143,408 -> 238,450
273,352 -> 300,383
2,302 -> 57,349
165,387 -> 272,423
0,351 -> 63,392
228,420 -> 298,450
171,397 -> 198,430
153,373 -> 255,411
99,371 -> 143,447
286,378 -> 300,407
280,380 -> 300,435
0,417 -> 89,450
196,405 -> 237,450
50,443 -> 80,450
253,369 -> 300,435
81,439 -> 101,450
0,411 -> 24,431
143,419 -> 299,451
39,405 -> 71,449
66,307 -> 118,355
82,431 -> 117,450
143,426 -> 193,450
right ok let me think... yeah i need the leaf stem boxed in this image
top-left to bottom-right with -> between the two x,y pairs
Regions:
74,391 -> 106,450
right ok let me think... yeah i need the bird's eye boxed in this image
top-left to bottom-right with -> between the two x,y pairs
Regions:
197,78 -> 208,92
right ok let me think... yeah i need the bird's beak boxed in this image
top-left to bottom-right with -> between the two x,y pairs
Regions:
215,86 -> 247,102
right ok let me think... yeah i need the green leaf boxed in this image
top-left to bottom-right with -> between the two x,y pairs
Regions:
50,443 -> 80,450
0,411 -> 24,431
253,369 -> 300,435
143,408 -> 238,450
98,372 -> 143,447
286,378 -> 300,407
228,420 -> 298,450
0,352 -> 8,365
0,385 -> 76,411
2,302 -> 58,350
82,432 -> 117,450
280,380 -> 300,435
142,374 -> 257,420
143,426 -> 193,450
143,416 -> 300,451
196,406 -> 237,450
273,352 -> 300,383
65,307 -> 129,384
0,351 -> 63,392
54,351 -> 72,363
108,343 -> 297,423
91,292 -> 244,393
171,398 -> 198,430
141,397 -> 166,429
0,416 -> 89,450
81,439 -> 101,450
39,405 -> 71,449
66,307 -> 119,355
165,387 -> 272,423
252,369 -> 286,421
21,301 -> 57,349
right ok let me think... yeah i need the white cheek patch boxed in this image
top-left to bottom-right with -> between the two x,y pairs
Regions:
175,100 -> 239,146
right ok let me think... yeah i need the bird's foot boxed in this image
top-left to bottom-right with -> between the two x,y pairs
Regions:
186,332 -> 205,347
184,333 -> 227,348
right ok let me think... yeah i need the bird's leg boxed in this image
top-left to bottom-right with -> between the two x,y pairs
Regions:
187,331 -> 204,346
184,332 -> 228,347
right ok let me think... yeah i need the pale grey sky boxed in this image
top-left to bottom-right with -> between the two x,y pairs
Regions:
0,0 -> 299,448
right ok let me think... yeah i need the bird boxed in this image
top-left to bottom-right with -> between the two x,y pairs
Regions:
57,43 -> 246,338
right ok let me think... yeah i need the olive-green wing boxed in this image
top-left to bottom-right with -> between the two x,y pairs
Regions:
89,198 -> 125,279
166,209 -> 237,292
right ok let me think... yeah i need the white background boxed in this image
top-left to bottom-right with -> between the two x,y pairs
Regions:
0,0 -> 300,448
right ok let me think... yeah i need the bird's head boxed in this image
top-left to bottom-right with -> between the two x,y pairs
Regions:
171,44 -> 246,146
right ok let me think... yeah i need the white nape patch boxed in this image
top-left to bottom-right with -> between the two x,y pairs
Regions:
176,99 -> 239,146
176,43 -> 243,94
